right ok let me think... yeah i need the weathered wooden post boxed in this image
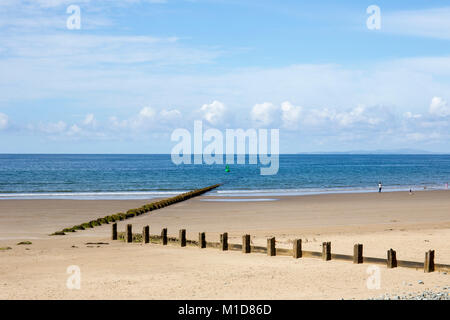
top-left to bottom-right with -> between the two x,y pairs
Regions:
353,244 -> 363,264
322,242 -> 331,261
293,239 -> 302,259
143,226 -> 150,244
161,228 -> 168,245
387,248 -> 397,268
179,229 -> 186,247
199,232 -> 206,248
112,223 -> 117,240
267,237 -> 276,256
242,234 -> 251,253
126,224 -> 132,243
424,250 -> 435,273
220,232 -> 228,251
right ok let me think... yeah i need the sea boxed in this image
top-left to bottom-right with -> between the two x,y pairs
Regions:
0,154 -> 449,200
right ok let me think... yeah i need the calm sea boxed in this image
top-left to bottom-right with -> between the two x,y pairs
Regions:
0,154 -> 449,199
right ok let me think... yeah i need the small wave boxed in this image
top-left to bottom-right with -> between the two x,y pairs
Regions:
0,191 -> 187,200
0,185 -> 446,200
209,185 -> 446,197
200,198 -> 279,202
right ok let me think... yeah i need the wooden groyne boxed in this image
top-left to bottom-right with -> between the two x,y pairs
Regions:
50,184 -> 220,236
114,225 -> 450,273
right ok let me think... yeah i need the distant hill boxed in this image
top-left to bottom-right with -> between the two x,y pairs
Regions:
299,149 -> 446,155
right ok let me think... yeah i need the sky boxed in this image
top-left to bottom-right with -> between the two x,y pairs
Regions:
0,0 -> 450,153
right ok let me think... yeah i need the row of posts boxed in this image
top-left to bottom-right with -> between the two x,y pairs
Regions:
111,223 -> 435,273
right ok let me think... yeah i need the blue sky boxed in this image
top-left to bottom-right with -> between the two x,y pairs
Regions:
0,0 -> 450,153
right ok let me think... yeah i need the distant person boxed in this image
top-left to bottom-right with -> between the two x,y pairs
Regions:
378,182 -> 382,193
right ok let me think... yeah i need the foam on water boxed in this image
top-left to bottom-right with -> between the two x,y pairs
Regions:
200,198 -> 279,202
0,191 -> 185,200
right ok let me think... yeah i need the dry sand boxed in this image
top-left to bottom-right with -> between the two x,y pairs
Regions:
0,190 -> 449,299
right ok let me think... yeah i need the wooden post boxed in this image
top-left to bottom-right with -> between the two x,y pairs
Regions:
179,229 -> 186,247
322,242 -> 331,261
242,234 -> 251,253
424,250 -> 435,273
161,228 -> 168,245
220,233 -> 228,251
111,223 -> 117,240
199,232 -> 206,249
387,249 -> 397,268
293,239 -> 302,259
267,237 -> 276,256
126,224 -> 132,243
353,244 -> 363,264
143,226 -> 149,244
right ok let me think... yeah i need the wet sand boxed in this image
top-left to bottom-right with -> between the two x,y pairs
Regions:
0,190 -> 449,299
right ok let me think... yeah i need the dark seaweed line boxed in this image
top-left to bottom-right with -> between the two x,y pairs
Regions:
50,184 -> 221,236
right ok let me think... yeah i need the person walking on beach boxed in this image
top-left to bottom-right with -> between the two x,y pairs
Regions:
378,182 -> 382,193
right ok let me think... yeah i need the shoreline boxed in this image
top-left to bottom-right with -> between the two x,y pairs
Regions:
1,190 -> 449,240
0,186 -> 448,200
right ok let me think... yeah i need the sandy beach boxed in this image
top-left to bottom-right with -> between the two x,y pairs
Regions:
0,190 -> 449,299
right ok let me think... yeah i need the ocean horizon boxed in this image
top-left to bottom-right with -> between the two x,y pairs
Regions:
0,154 -> 449,200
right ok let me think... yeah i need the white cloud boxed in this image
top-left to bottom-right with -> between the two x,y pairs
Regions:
300,105 -> 386,129
200,100 -> 226,125
303,108 -> 333,126
38,120 -> 67,134
2,32 -> 449,116
109,116 -> 128,130
26,0 -> 89,8
1,0 -> 166,9
336,106 -> 364,126
159,109 -> 182,120
249,102 -> 388,131
82,113 -> 96,126
0,113 -> 9,130
0,0 -> 168,34
389,56 -> 450,76
0,33 -> 223,108
384,7 -> 450,40
404,112 -> 422,119
281,101 -> 302,129
139,107 -> 156,119
406,132 -> 441,142
0,34 -> 198,65
334,105 -> 381,127
251,102 -> 279,126
429,97 -> 450,117
67,124 -> 82,136
3,98 -> 448,152
122,106 -> 157,130
108,106 -> 180,132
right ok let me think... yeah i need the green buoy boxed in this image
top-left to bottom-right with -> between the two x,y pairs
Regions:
225,165 -> 230,172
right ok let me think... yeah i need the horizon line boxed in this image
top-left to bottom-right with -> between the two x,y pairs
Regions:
0,153 -> 449,156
